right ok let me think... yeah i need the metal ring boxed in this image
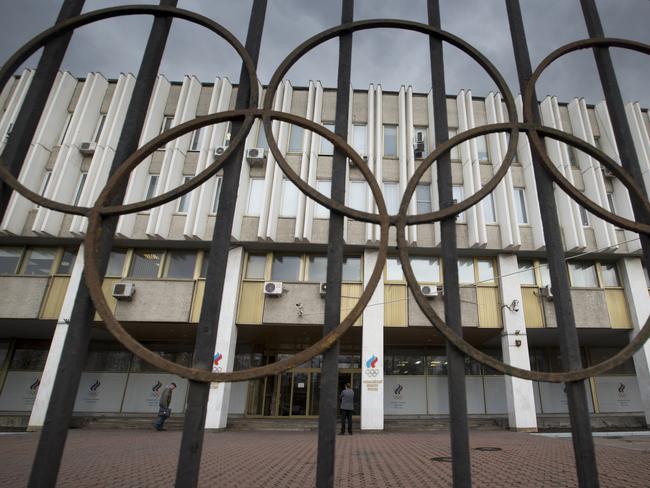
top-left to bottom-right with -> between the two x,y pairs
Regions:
0,4 -> 258,216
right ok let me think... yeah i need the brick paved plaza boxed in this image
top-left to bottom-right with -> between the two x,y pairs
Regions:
0,430 -> 648,487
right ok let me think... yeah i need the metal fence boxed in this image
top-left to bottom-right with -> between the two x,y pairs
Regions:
0,0 -> 648,486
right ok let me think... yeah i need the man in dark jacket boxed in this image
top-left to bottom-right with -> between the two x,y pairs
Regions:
153,382 -> 176,431
339,383 -> 354,435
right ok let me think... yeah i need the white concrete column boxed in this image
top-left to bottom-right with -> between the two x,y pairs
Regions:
619,258 -> 650,424
361,249 -> 384,430
205,247 -> 245,430
28,245 -> 85,430
497,254 -> 537,431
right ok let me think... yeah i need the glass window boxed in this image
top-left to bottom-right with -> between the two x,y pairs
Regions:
413,126 -> 428,156
568,261 -> 598,287
288,125 -> 304,153
477,259 -> 495,284
210,177 -> 222,214
383,125 -> 397,157
416,184 -> 432,214
106,250 -> 126,277
513,187 -> 528,224
448,128 -> 460,160
145,174 -> 159,200
189,128 -> 203,151
93,114 -> 107,143
643,266 -> 650,289
129,250 -> 163,278
307,255 -> 327,282
58,112 -> 72,144
589,348 -> 635,375
538,261 -> 551,287
411,257 -> 440,283
567,145 -> 578,167
348,181 -> 367,212
223,121 -> 232,146
72,172 -> 87,206
579,204 -> 590,227
600,262 -> 620,287
476,136 -> 488,161
452,185 -> 465,222
271,255 -> 301,281
427,353 -> 449,375
352,124 -> 367,155
160,115 -> 173,134
39,171 -> 52,197
0,247 -> 22,274
386,351 -> 425,375
386,257 -> 403,281
176,176 -> 192,213
320,123 -> 335,155
165,251 -> 196,279
10,348 -> 48,370
383,182 -> 400,214
458,258 -> 474,284
245,255 -> 266,280
517,260 -> 536,285
84,350 -> 132,372
606,192 -> 615,213
342,256 -> 362,282
246,178 -> 264,216
257,124 -> 268,150
483,192 -> 497,224
280,178 -> 299,218
22,248 -> 56,276
314,180 -> 331,218
200,251 -> 209,278
57,249 -> 77,275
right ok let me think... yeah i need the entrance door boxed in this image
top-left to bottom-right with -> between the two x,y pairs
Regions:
338,370 -> 361,415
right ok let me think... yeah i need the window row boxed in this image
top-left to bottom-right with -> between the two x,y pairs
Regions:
0,247 -> 77,276
243,253 -> 363,283
385,256 -> 496,285
105,248 -> 209,280
143,174 -> 222,214
518,259 -> 623,288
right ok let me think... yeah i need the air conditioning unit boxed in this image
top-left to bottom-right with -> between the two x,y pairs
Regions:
540,284 -> 554,301
414,150 -> 424,159
263,281 -> 283,296
79,141 -> 97,155
602,166 -> 614,178
349,155 -> 368,168
413,141 -> 425,153
420,284 -> 439,297
112,282 -> 135,300
246,147 -> 266,166
319,282 -> 327,297
214,146 -> 228,157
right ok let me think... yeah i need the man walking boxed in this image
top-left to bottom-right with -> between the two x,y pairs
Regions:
153,382 -> 176,431
339,383 -> 354,435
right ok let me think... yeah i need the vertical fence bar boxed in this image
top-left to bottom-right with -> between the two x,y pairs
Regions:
0,0 -> 85,222
315,1 -> 353,486
579,0 -> 650,262
427,1 -> 473,486
505,1 -> 600,486
174,1 -> 266,487
27,2 -> 177,486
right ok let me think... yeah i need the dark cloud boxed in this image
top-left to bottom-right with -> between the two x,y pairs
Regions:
0,0 -> 648,105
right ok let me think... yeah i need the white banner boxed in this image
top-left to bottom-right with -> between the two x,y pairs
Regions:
0,371 -> 42,411
594,376 -> 642,413
483,376 -> 507,414
384,376 -> 426,415
121,374 -> 187,413
73,373 -> 129,413
537,381 -> 594,413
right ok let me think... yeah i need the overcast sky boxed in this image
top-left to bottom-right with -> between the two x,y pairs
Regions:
0,0 -> 648,106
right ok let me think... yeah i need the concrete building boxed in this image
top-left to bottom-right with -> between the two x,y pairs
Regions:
0,69 -> 649,432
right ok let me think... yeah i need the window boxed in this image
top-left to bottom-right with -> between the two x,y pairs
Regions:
257,124 -> 269,150
22,248 -> 56,276
176,176 -> 192,213
457,258 -> 474,284
415,184 -> 432,214
58,112 -> 72,145
72,172 -> 88,206
600,262 -> 620,287
57,249 -> 77,275
271,255 -> 301,281
383,125 -> 397,157
352,124 -> 367,155
129,250 -> 163,278
189,128 -> 203,151
106,250 -> 127,277
0,247 -> 22,274
320,123 -> 335,155
517,260 -> 537,285
145,174 -> 159,200
200,251 -> 209,278
246,178 -> 264,216
411,257 -> 440,283
40,171 -> 52,197
280,178 -> 299,218
452,185 -> 465,222
245,255 -> 266,279
383,182 -> 400,214
165,250 -> 196,279
606,192 -> 615,213
483,192 -> 497,224
513,187 -> 528,224
307,255 -> 327,282
93,114 -> 107,143
567,145 -> 578,167
386,257 -> 403,281
348,181 -> 367,212
476,136 -> 488,161
413,126 -> 428,156
210,177 -> 222,214
568,261 -> 598,287
579,204 -> 590,227
314,180 -> 331,218
342,256 -> 362,282
222,122 -> 232,146
160,115 -> 173,134
538,261 -> 551,286
448,128 -> 460,160
476,259 -> 495,284
288,125 -> 304,153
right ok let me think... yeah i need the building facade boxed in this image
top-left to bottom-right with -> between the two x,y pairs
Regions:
0,69 -> 649,432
